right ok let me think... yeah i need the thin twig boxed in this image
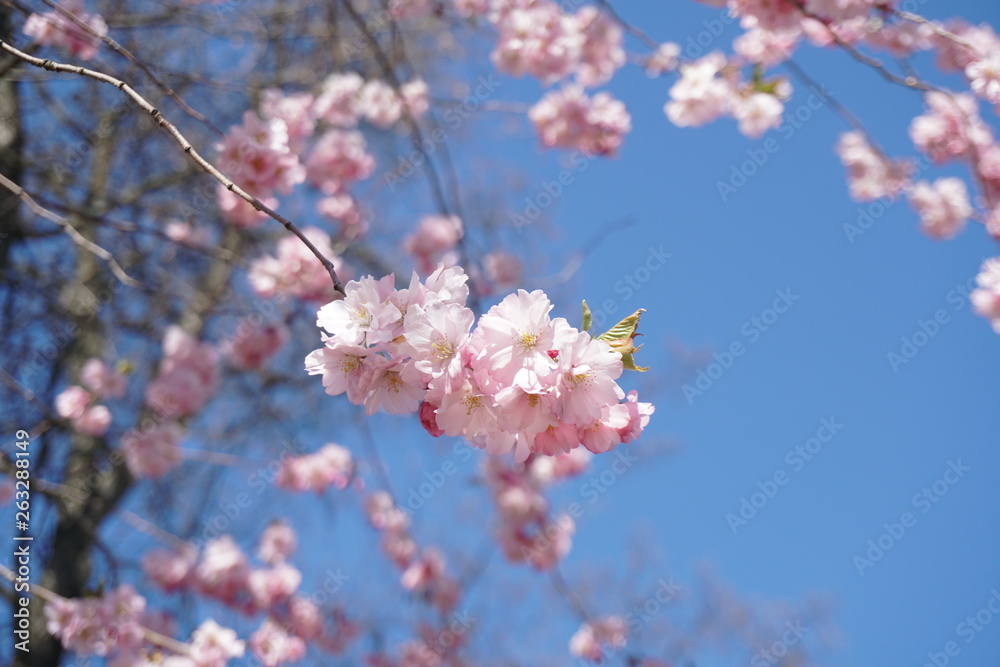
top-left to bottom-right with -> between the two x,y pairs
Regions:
0,39 -> 345,295
0,172 -> 141,288
35,0 -> 223,135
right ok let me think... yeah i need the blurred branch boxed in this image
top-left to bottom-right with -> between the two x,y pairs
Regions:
0,39 -> 346,295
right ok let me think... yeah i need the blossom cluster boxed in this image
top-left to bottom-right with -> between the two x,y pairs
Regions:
54,358 -> 126,437
365,491 -> 461,613
142,528 -> 358,664
275,443 -> 355,493
569,616 -> 629,662
22,0 -> 107,61
213,73 -> 426,235
305,266 -> 653,460
972,258 -> 1000,332
486,450 -> 591,569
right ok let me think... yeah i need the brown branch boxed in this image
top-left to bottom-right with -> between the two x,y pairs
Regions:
31,0 -> 223,135
0,39 -> 346,295
0,172 -> 141,288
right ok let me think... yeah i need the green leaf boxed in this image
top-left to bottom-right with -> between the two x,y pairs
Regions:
621,352 -> 649,372
581,300 -> 592,334
597,309 -> 648,372
597,308 -> 645,342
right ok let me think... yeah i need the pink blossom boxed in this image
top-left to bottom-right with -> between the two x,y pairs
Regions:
907,178 -> 973,239
121,422 -> 183,479
967,51 -> 1000,104
55,385 -> 91,421
733,92 -> 785,138
314,73 -> 364,127
401,79 -> 430,117
971,258 -> 1000,333
361,355 -> 425,416
305,343 -> 378,403
909,92 -> 993,164
143,544 -> 197,591
165,219 -> 212,247
276,443 -> 354,493
733,27 -> 800,66
305,130 -> 375,194
837,131 -> 913,201
473,289 -> 558,385
403,301 -> 474,387
145,326 -> 219,419
250,618 -> 307,667
317,191 -> 367,237
619,390 -> 655,443
482,251 -> 522,290
216,185 -> 273,229
357,80 -> 405,128
316,274 -> 400,346
934,21 -> 999,72
530,86 -> 631,156
195,536 -> 250,605
81,358 -> 127,399
248,226 -> 344,302
492,2 -> 583,84
258,521 -> 298,565
569,616 -> 628,661
249,563 -> 302,610
226,318 -> 289,370
575,7 -> 625,86
23,0 -> 107,61
645,42 -> 681,76
664,53 -> 734,129
404,215 -> 464,274
74,404 -> 112,437
189,619 -> 246,667
261,89 -> 316,152
44,585 -> 146,657
217,111 -> 305,197
555,330 -> 624,426
727,0 -> 801,32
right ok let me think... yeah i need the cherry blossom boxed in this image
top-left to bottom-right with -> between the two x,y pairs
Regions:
22,0 -> 107,61
907,178 -> 973,239
530,86 -> 631,156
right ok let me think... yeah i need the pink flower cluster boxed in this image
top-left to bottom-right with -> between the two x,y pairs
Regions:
909,92 -> 993,165
529,86 -> 632,156
490,1 -> 623,86
907,178 -> 973,239
305,266 -> 653,460
569,616 -> 629,662
364,491 -> 460,613
23,0 -> 107,61
971,258 -> 1000,333
486,451 -> 591,569
215,111 -> 305,228
276,443 -> 354,493
121,421 -> 184,479
248,226 -> 346,302
836,131 -> 913,202
665,52 -> 788,139
225,317 -> 289,370
145,326 -> 219,419
403,215 -> 463,274
45,585 -> 146,657
55,384 -> 112,436
315,73 -> 429,129
141,529 -> 357,663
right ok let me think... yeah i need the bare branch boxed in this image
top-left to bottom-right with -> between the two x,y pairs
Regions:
0,39 -> 346,295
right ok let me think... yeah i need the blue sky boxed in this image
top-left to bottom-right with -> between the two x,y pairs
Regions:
474,0 -> 1000,664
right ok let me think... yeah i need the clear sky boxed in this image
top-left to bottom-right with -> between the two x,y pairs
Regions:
469,0 -> 1000,664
